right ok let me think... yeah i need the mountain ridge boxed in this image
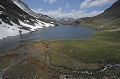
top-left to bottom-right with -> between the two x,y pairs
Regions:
0,0 -> 56,39
63,0 -> 120,30
12,0 -> 56,23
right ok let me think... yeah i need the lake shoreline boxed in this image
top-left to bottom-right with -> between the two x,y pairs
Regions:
0,30 -> 120,78
0,26 -> 120,79
0,25 -> 97,52
0,33 -> 120,78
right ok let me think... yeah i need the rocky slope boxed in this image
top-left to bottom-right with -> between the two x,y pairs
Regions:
64,0 -> 120,30
0,0 -> 56,39
12,0 -> 56,23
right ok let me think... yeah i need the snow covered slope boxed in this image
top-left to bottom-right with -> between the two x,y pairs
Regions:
12,0 -> 55,23
12,0 -> 33,13
0,0 -> 56,39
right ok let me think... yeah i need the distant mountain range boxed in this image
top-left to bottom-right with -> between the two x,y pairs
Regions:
0,0 -> 57,39
63,0 -> 120,30
55,18 -> 74,22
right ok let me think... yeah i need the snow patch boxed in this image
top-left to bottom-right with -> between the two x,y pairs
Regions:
13,0 -> 29,13
0,19 -> 29,39
0,5 -> 5,9
0,11 -> 3,14
0,0 -> 55,39
0,19 -> 54,39
19,20 -> 54,31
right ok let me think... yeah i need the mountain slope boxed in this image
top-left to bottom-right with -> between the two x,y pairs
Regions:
67,0 -> 120,30
0,0 -> 56,39
12,0 -> 56,23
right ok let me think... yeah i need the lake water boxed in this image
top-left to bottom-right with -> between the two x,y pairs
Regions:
0,25 -> 97,52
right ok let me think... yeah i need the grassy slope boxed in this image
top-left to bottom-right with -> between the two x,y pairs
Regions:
61,16 -> 120,30
48,30 -> 120,70
50,31 -> 120,62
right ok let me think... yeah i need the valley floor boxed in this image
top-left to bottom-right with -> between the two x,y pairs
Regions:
0,30 -> 120,79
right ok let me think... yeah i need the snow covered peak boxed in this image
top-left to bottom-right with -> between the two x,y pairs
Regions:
12,0 -> 33,14
12,0 -> 55,23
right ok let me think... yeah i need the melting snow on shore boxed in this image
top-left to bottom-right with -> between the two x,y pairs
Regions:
0,19 -> 54,39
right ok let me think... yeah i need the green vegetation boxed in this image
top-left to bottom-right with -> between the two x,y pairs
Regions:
62,17 -> 120,30
49,31 -> 120,65
0,30 -> 120,78
48,30 -> 120,75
